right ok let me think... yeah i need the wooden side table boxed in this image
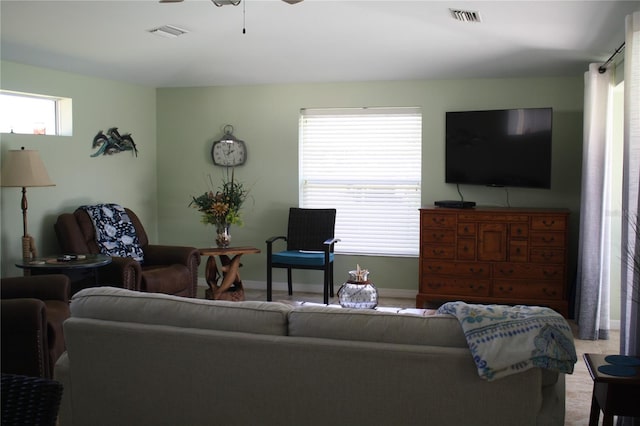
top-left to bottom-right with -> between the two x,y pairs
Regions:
583,353 -> 640,426
15,254 -> 112,295
199,247 -> 260,301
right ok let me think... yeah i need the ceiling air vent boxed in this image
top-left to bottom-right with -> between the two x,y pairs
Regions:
148,25 -> 188,39
449,9 -> 482,23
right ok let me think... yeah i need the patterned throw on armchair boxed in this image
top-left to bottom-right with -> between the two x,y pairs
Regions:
54,204 -> 200,297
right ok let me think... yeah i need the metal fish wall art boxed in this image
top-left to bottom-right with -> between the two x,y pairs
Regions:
91,127 -> 138,157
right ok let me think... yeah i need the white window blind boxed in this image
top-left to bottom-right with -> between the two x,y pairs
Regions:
300,107 -> 422,256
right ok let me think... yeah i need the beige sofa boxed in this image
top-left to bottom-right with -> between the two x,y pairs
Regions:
55,287 -> 566,426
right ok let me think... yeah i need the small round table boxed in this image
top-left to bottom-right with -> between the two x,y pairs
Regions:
583,353 -> 640,426
16,254 -> 112,295
199,247 -> 260,301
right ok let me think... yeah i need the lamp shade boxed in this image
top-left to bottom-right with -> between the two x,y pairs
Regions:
1,148 -> 54,188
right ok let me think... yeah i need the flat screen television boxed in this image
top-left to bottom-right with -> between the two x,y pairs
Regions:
445,107 -> 552,189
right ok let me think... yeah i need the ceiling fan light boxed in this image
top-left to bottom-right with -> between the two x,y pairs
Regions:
211,0 -> 241,6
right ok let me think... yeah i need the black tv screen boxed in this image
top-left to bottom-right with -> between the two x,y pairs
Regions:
445,108 -> 552,189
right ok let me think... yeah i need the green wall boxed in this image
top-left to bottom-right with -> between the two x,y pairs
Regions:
156,77 -> 584,297
0,60 -> 586,305
0,61 -> 157,278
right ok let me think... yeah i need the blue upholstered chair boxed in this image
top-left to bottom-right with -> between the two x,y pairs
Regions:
266,208 -> 339,304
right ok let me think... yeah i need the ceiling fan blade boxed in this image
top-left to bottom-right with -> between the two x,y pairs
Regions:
282,0 -> 303,4
159,0 -> 184,3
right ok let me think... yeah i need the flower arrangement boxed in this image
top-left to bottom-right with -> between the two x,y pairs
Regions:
189,169 -> 249,227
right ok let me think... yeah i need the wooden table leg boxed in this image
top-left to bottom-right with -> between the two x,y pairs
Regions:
204,254 -> 245,301
204,255 -> 221,290
588,388 -> 600,426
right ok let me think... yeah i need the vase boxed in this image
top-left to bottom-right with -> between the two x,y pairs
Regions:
215,223 -> 231,248
337,269 -> 378,309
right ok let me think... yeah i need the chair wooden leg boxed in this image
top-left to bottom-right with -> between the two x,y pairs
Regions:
287,268 -> 293,295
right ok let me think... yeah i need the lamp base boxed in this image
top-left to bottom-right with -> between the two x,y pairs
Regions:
22,235 -> 37,261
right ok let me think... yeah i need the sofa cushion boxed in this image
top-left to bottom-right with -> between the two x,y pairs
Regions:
70,287 -> 292,336
288,305 -> 468,348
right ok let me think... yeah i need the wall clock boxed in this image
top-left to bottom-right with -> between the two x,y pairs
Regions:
211,125 -> 246,166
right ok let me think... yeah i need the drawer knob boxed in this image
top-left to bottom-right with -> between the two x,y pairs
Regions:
432,249 -> 445,255
433,233 -> 444,240
543,288 -> 557,297
428,282 -> 442,289
542,220 -> 556,227
543,270 -> 558,278
469,268 -> 484,274
542,236 -> 555,244
499,269 -> 514,276
499,286 -> 513,293
428,265 -> 442,272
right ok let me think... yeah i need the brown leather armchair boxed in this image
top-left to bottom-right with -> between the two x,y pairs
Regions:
54,207 -> 200,297
1,274 -> 71,379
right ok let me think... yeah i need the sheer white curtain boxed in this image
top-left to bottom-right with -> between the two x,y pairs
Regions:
620,10 -> 640,359
575,63 -> 613,340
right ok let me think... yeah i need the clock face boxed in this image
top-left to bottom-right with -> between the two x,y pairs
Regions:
212,140 -> 246,166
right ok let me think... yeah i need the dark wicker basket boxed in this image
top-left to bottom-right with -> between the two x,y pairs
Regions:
1,373 -> 63,426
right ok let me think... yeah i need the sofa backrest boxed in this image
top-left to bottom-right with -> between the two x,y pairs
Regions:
288,305 -> 468,347
70,287 -> 292,336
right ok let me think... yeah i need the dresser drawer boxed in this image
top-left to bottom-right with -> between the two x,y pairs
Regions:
529,248 -> 565,264
510,223 -> 529,238
422,229 -> 455,244
530,231 -> 565,247
421,244 -> 456,260
422,213 -> 456,229
493,280 -> 564,300
421,278 -> 490,297
458,213 -> 529,222
422,261 -> 490,278
509,240 -> 528,262
493,263 -> 564,280
457,222 -> 476,237
456,238 -> 476,260
531,215 -> 567,231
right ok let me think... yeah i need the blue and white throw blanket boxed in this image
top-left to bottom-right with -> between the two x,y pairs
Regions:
81,203 -> 144,262
437,302 -> 577,381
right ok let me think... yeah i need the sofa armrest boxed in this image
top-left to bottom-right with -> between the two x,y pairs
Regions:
97,257 -> 142,291
1,275 -> 70,303
1,299 -> 49,378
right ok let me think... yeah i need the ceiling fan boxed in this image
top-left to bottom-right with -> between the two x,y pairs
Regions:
160,0 -> 303,5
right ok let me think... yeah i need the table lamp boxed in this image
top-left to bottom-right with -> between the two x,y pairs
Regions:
1,147 -> 55,260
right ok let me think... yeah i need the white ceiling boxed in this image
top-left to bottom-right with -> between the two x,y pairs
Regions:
1,1 -> 637,88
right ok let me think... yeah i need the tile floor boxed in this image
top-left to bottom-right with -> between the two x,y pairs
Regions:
200,286 -> 621,425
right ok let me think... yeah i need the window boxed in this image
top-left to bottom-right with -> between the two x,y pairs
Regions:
0,90 -> 72,136
300,107 -> 422,256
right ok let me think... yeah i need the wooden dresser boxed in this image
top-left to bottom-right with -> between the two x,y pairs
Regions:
417,206 -> 569,317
